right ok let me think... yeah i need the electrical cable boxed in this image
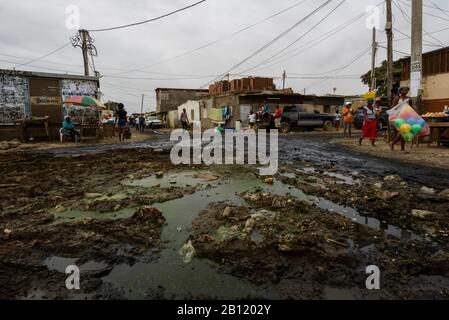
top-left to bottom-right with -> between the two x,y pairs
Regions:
106,0 -> 311,76
237,0 -> 347,75
201,0 -> 334,88
87,0 -> 207,32
12,42 -> 71,69
305,46 -> 371,89
395,0 -> 446,47
236,0 -> 384,74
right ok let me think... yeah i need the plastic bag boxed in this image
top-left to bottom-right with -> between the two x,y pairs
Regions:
179,240 -> 196,264
387,103 -> 430,141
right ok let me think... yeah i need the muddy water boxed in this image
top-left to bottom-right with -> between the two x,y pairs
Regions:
102,177 -> 281,299
99,174 -> 423,299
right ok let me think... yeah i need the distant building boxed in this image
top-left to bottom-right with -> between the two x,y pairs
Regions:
400,47 -> 449,112
171,90 -> 344,129
155,88 -> 208,117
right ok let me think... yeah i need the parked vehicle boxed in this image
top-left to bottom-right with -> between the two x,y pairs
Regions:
145,116 -> 165,129
280,105 -> 335,133
354,107 -> 389,130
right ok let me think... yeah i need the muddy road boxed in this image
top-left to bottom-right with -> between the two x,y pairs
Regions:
1,133 -> 448,299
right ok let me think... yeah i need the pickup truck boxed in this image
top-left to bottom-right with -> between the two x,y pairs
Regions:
280,105 -> 335,133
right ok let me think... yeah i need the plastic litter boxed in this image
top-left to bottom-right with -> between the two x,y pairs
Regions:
179,240 -> 196,264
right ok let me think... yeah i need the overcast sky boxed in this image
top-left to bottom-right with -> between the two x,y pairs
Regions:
1,0 -> 449,113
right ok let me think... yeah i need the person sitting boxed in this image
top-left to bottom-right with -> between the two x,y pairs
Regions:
60,116 -> 80,142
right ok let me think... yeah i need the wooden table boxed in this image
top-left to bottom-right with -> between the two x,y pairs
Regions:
427,122 -> 449,147
14,117 -> 51,142
76,124 -> 100,141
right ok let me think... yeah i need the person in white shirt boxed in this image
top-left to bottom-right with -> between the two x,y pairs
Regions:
334,109 -> 341,131
248,111 -> 256,129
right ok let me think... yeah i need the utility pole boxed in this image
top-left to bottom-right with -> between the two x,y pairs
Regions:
282,71 -> 286,90
411,0 -> 423,112
370,27 -> 377,92
141,94 -> 145,115
79,29 -> 90,76
386,0 -> 394,105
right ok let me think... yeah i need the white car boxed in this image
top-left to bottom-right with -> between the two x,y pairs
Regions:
145,116 -> 164,129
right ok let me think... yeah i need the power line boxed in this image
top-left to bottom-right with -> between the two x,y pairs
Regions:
429,0 -> 449,18
106,0 -> 311,76
395,0 -> 447,46
103,74 -> 222,81
237,0 -> 347,75
88,0 -> 207,32
12,42 -> 71,69
306,46 -> 371,89
236,1 -> 384,74
202,0 -> 334,88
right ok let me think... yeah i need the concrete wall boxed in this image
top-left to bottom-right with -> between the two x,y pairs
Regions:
0,75 -> 30,125
401,73 -> 449,112
167,110 -> 179,129
156,89 -> 208,113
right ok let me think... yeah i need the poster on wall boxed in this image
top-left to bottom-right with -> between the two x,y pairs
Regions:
61,80 -> 98,102
0,75 -> 30,125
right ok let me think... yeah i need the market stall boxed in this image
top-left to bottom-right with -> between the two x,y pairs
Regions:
422,112 -> 449,146
63,96 -> 106,141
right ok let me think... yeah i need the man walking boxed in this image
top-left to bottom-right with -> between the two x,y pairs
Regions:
180,108 -> 189,130
139,115 -> 145,133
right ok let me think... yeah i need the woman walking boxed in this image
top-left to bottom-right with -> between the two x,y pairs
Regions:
114,103 -> 128,142
342,102 -> 354,138
359,99 -> 378,147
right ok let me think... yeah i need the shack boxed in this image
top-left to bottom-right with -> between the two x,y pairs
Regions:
182,90 -> 344,129
0,69 -> 100,141
155,88 -> 209,122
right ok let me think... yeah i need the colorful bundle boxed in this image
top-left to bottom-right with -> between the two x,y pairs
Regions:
387,104 -> 430,141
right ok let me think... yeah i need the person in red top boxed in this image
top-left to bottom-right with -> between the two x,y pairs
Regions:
274,105 -> 283,129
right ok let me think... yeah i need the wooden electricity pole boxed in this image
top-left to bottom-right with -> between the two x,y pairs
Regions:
411,0 -> 423,113
79,29 -> 90,76
282,70 -> 286,90
386,0 -> 394,105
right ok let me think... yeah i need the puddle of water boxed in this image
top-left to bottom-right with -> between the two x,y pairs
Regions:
122,171 -> 217,189
317,198 -> 422,241
103,177 -> 281,299
53,208 -> 135,223
323,172 -> 361,185
59,171 -> 422,299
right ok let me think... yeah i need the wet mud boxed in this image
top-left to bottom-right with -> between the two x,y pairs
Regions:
1,133 -> 448,299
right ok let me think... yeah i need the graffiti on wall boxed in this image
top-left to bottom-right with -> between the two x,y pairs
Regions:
0,75 -> 30,125
61,80 -> 97,102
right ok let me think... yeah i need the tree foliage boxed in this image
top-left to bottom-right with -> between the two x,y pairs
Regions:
360,59 -> 403,96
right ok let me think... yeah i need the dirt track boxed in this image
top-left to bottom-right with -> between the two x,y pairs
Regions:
1,132 -> 448,299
